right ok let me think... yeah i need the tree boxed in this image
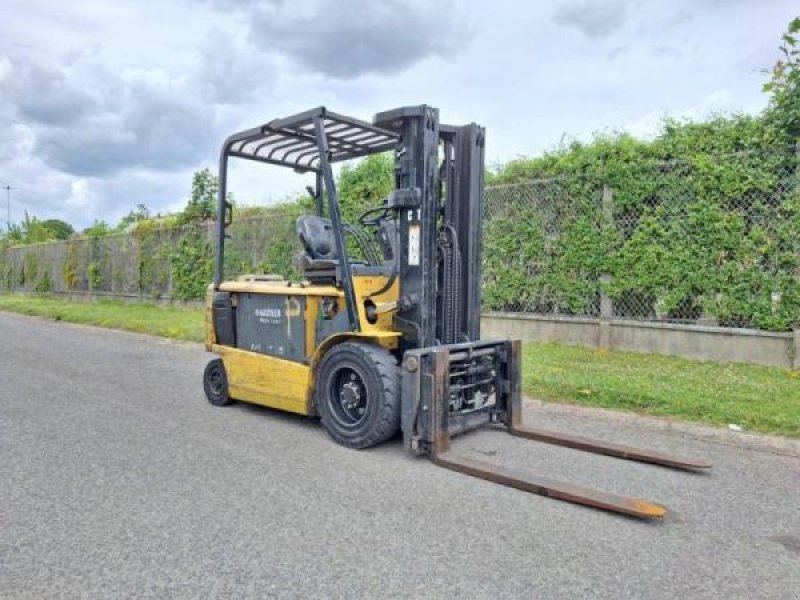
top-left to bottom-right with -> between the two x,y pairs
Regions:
180,168 -> 218,224
116,204 -> 150,231
336,152 -> 394,223
0,214 -> 76,246
19,211 -> 54,243
2,223 -> 23,245
83,220 -> 113,238
764,17 -> 800,141
169,169 -> 220,298
40,219 -> 75,240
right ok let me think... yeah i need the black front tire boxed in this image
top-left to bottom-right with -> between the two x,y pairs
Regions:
204,358 -> 232,406
315,342 -> 400,449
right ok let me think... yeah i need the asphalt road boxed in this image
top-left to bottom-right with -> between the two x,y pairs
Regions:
1,311 -> 799,599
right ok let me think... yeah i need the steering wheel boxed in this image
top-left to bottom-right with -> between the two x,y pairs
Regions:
358,205 -> 390,227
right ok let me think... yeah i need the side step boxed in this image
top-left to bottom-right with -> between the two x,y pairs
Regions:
403,340 -> 711,519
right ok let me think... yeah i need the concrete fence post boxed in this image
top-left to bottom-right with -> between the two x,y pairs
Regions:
795,140 -> 799,181
598,185 -> 614,348
789,141 -> 799,371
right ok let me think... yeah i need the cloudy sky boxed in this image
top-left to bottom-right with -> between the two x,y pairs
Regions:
0,0 -> 796,228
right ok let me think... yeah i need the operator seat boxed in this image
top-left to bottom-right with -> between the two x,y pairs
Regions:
296,215 -> 339,283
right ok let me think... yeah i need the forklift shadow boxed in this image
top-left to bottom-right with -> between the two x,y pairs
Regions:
219,399 -> 677,520
228,398 -> 410,456
229,399 -> 320,431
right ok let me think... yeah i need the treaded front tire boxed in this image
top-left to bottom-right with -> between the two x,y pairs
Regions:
204,358 -> 233,406
315,342 -> 400,449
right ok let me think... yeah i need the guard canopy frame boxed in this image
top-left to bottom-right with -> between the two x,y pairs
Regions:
222,106 -> 399,173
214,106 -> 400,332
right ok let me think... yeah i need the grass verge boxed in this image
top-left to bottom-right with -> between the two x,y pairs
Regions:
523,343 -> 800,438
2,294 -> 798,437
0,295 -> 204,342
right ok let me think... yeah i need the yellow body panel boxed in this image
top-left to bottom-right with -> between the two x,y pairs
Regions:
206,273 -> 402,414
213,344 -> 312,415
352,275 -> 399,337
219,280 -> 343,297
204,283 -> 216,350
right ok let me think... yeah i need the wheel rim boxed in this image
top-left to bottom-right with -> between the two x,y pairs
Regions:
328,367 -> 368,429
208,366 -> 225,397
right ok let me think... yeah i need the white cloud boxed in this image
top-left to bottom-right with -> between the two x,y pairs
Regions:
65,179 -> 94,211
0,0 -> 795,228
627,90 -> 740,139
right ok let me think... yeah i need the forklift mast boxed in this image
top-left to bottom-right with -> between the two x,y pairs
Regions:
373,106 -> 485,350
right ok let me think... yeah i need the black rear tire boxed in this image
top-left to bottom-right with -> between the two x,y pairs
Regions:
315,342 -> 400,449
204,358 -> 233,406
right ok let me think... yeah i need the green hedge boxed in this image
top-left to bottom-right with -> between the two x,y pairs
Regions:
482,119 -> 800,331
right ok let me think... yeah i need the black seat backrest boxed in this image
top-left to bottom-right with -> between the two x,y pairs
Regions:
296,216 -> 338,261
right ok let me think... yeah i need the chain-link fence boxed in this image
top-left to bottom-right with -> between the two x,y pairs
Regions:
1,148 -> 798,331
483,149 -> 800,331
0,209 -> 306,301
0,226 -> 180,298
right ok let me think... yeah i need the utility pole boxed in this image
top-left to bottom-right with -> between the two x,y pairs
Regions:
4,185 -> 10,231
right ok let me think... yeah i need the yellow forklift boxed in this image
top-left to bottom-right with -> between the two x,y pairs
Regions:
203,105 -> 710,518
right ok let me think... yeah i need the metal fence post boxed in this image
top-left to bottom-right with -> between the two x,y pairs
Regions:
598,185 -> 614,348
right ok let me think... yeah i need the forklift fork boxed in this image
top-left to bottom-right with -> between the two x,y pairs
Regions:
404,341 -> 710,519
